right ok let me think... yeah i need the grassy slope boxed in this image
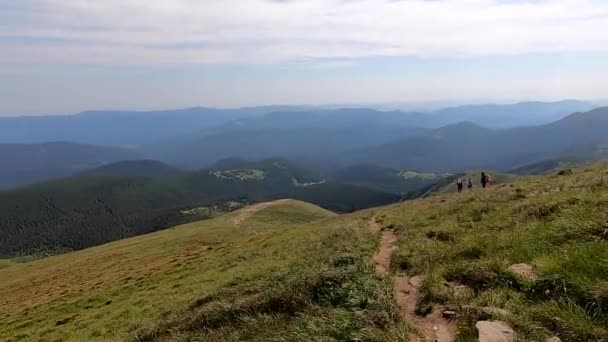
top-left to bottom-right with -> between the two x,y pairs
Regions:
3,164 -> 608,341
0,200 -> 408,341
431,171 -> 518,194
373,163 -> 608,341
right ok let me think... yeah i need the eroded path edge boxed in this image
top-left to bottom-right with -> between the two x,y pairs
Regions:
369,217 -> 456,342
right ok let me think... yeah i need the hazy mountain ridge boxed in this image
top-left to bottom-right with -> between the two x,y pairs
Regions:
348,107 -> 608,172
0,106 -> 306,146
79,160 -> 179,177
0,102 -> 604,189
0,142 -> 140,189
159,109 -> 428,168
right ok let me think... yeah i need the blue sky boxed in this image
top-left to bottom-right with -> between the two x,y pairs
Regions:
1,0 -> 608,115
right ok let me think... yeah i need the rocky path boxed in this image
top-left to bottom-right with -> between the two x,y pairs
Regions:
369,217 -> 456,342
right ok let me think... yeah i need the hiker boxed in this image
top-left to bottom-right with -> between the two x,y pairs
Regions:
467,177 -> 473,190
457,178 -> 464,193
486,173 -> 492,186
481,172 -> 488,188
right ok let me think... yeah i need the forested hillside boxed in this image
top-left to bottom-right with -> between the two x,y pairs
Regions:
331,164 -> 450,194
0,159 -> 399,257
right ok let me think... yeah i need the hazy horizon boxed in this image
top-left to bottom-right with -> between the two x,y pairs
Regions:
2,0 -> 608,115
1,98 -> 606,118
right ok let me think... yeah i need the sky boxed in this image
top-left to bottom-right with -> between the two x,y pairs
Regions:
1,0 -> 608,115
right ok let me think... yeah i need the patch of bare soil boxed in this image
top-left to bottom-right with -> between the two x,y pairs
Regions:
369,217 -> 456,342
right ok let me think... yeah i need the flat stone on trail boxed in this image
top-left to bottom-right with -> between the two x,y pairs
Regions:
475,320 -> 515,342
408,275 -> 425,288
546,337 -> 561,342
508,263 -> 537,280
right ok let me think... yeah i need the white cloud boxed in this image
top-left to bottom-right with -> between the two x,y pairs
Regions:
1,0 -> 608,65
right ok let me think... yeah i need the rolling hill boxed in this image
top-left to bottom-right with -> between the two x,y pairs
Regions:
0,158 -> 399,257
0,142 -> 140,189
2,163 -> 607,341
0,200 -> 405,341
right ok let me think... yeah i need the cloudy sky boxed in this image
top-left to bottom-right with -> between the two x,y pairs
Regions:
1,0 -> 608,115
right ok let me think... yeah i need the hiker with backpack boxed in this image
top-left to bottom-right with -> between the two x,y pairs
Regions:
467,177 -> 473,190
457,178 -> 464,193
481,172 -> 490,188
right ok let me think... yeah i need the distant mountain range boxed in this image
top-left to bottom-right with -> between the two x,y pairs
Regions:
0,102 -> 605,189
154,108 -> 428,168
3,104 -> 607,256
0,106 -> 306,146
0,100 -> 593,147
0,142 -> 139,189
348,107 -> 608,172
404,100 -> 596,128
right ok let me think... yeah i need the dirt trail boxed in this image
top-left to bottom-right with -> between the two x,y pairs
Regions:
232,199 -> 290,226
369,217 -> 456,342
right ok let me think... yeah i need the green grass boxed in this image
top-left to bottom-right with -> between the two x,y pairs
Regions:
0,259 -> 14,270
0,200 -> 408,341
4,164 -> 608,341
376,163 -> 608,341
432,170 -> 518,194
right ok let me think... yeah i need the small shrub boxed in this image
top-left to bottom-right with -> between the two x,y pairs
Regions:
416,275 -> 449,316
471,206 -> 492,223
425,231 -> 456,242
391,252 -> 412,272
458,246 -> 484,260
331,254 -> 358,267
588,281 -> 608,317
526,203 -> 561,219
445,263 -> 523,292
512,188 -> 526,200
526,275 -> 584,302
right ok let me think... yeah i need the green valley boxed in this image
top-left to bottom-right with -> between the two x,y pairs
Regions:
0,159 -> 400,258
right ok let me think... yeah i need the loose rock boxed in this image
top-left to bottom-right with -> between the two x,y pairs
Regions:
409,275 -> 425,288
508,263 -> 537,280
475,320 -> 515,342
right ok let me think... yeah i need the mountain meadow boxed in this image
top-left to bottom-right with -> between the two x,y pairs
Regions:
1,163 -> 607,341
